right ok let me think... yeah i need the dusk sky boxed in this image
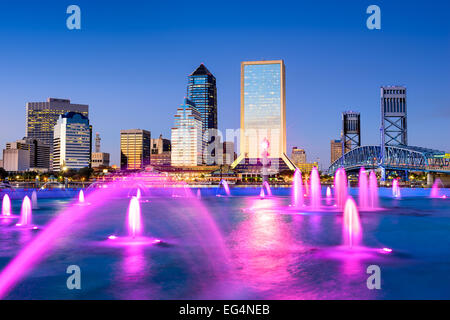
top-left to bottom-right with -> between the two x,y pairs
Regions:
0,0 -> 449,167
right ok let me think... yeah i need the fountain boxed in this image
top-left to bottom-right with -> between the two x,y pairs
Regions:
369,171 -> 379,209
326,186 -> 332,205
292,169 -> 304,208
358,167 -> 369,210
304,179 -> 309,196
310,167 -> 321,210
430,179 -> 442,198
136,188 -> 141,199
334,168 -> 348,209
1,194 -> 12,217
197,189 -> 201,199
262,181 -> 272,196
31,191 -> 39,209
392,179 -> 401,198
78,190 -> 85,204
259,188 -> 265,198
127,197 -> 142,239
219,179 -> 231,196
16,196 -> 32,227
343,198 -> 362,248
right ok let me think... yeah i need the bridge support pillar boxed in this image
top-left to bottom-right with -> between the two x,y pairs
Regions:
380,167 -> 386,182
404,170 -> 409,181
427,173 -> 435,187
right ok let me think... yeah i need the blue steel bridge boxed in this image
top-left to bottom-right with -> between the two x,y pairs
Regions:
327,145 -> 450,176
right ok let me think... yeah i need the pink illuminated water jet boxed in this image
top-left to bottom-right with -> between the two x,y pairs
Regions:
259,188 -> 265,198
343,198 -> 362,248
292,169 -> 304,208
78,190 -> 85,203
368,171 -> 379,209
136,188 -> 142,199
127,197 -> 142,239
17,196 -> 32,227
392,179 -> 401,198
326,186 -> 332,205
430,179 -> 442,198
334,168 -> 348,209
310,167 -> 321,210
197,189 -> 201,199
2,194 -> 12,217
220,179 -> 231,196
358,167 -> 369,210
263,181 -> 272,196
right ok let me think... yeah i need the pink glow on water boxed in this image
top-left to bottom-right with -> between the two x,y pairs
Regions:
358,167 -> 369,209
197,189 -> 201,199
369,171 -> 379,209
263,181 -> 272,196
78,190 -> 85,203
392,179 -> 401,198
334,168 -> 348,209
127,197 -> 142,238
326,186 -> 332,205
2,194 -> 11,216
220,179 -> 231,196
430,179 -> 442,198
310,167 -> 321,210
343,198 -> 362,248
292,169 -> 304,207
17,196 -> 32,226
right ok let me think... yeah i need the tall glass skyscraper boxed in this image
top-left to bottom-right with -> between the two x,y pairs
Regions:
53,112 -> 91,171
171,99 -> 203,166
187,64 -> 217,163
232,60 -> 295,173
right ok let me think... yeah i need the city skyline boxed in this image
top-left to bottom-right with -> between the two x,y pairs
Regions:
0,0 -> 449,168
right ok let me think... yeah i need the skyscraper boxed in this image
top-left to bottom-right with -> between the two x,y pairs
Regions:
26,98 -> 89,167
381,86 -> 407,146
171,99 -> 203,166
291,147 -> 307,164
53,112 -> 91,171
120,129 -> 151,170
187,64 -> 217,163
232,60 -> 295,173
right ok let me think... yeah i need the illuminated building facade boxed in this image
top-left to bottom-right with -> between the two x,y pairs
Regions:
26,98 -> 89,166
171,99 -> 203,166
120,129 -> 151,170
291,147 -> 307,164
53,112 -> 91,171
232,60 -> 295,173
5,138 -> 50,171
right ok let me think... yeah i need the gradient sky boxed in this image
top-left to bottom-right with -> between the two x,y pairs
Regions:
0,0 -> 449,168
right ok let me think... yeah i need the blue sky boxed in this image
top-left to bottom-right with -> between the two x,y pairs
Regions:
0,0 -> 449,167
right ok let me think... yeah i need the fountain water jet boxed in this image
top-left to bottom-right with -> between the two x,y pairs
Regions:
219,179 -> 231,196
136,188 -> 141,199
197,189 -> 201,199
31,191 -> 39,209
392,179 -> 401,198
430,179 -> 442,198
334,168 -> 348,209
127,197 -> 142,239
310,167 -> 321,210
262,181 -> 272,196
292,169 -> 304,208
343,198 -> 362,248
358,167 -> 369,210
259,188 -> 265,198
17,196 -> 32,227
369,171 -> 379,209
326,186 -> 332,205
78,190 -> 85,204
2,194 -> 11,216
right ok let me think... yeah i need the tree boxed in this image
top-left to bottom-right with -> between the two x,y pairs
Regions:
0,167 -> 7,180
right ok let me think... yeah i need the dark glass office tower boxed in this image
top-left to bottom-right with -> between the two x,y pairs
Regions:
187,64 -> 218,164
